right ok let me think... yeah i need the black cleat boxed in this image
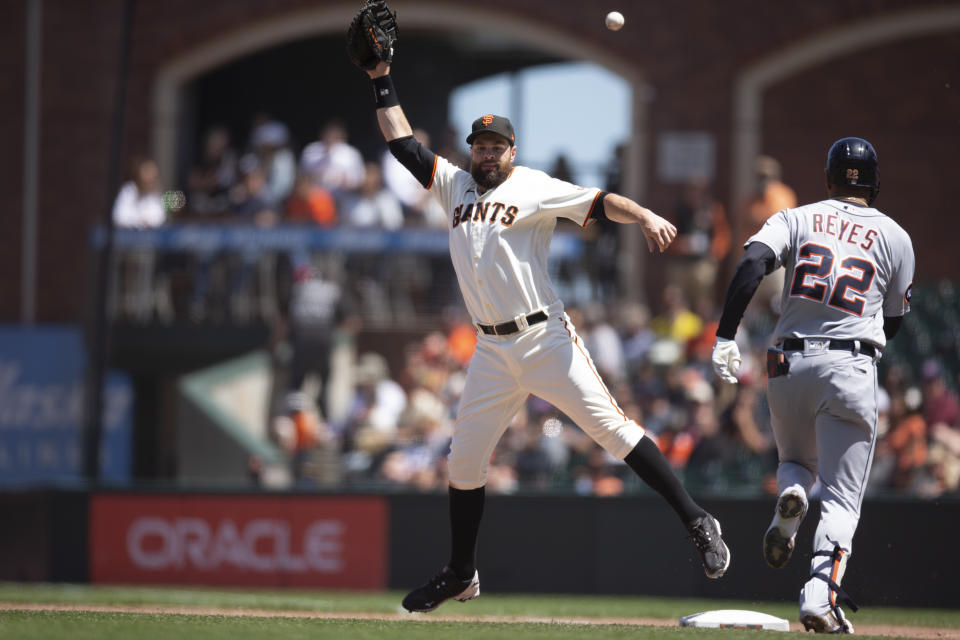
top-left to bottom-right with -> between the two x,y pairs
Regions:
687,514 -> 731,579
401,566 -> 480,613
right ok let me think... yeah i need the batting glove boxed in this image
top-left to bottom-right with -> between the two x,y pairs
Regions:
712,337 -> 742,384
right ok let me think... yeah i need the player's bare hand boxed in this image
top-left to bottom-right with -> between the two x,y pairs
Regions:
712,338 -> 741,384
366,61 -> 391,79
639,210 -> 677,253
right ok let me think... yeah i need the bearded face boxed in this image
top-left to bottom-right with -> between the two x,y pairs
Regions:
470,156 -> 512,190
469,134 -> 515,191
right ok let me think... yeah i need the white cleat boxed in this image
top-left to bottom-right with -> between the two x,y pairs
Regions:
763,486 -> 807,569
800,611 -> 855,634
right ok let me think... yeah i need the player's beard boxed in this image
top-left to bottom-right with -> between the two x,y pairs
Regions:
471,158 -> 511,191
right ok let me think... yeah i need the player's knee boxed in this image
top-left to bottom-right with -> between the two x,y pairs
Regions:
449,477 -> 485,490
447,460 -> 486,490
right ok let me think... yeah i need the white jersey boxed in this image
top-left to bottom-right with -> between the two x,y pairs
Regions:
428,156 -> 603,325
748,198 -> 914,348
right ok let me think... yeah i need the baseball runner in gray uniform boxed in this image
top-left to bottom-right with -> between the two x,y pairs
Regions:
711,137 -> 914,633
347,1 -> 730,614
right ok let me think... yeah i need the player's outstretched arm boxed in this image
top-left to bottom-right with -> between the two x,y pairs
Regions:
366,62 -> 413,142
710,242 -> 777,384
602,192 -> 677,253
364,61 -> 438,190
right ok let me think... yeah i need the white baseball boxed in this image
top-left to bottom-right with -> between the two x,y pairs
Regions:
605,11 -> 625,31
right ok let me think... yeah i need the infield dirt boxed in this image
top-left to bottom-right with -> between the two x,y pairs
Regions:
1,602 -> 957,639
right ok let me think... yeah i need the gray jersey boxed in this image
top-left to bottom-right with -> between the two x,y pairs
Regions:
748,199 -> 914,348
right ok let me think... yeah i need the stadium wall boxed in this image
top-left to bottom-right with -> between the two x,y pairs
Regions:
0,489 -> 956,607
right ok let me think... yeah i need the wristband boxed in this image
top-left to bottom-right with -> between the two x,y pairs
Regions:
373,75 -> 399,109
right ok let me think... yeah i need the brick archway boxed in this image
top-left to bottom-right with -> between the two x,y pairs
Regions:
152,3 -> 650,196
731,5 -> 960,211
150,2 -> 653,296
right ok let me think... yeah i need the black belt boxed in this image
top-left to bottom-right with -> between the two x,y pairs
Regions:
477,311 -> 548,336
781,338 -> 878,358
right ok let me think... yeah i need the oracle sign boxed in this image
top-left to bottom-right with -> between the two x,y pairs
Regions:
90,494 -> 387,588
126,517 -> 345,572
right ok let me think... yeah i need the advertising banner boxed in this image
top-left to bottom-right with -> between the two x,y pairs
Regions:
0,327 -> 132,485
90,494 -> 388,588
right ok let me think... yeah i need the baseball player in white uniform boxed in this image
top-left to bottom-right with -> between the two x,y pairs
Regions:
712,137 -> 914,633
357,57 -> 730,612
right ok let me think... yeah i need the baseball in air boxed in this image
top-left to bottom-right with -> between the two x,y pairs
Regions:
605,11 -> 625,31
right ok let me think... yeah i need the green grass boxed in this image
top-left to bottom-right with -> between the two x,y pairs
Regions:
0,583 -> 957,640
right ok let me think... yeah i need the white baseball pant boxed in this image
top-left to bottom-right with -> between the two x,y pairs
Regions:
447,310 -> 644,490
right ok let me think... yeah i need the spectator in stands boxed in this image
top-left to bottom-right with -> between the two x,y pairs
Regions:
684,391 -> 729,491
285,172 -> 337,226
921,359 -> 960,495
575,301 -> 625,386
250,120 -> 297,211
873,390 -> 927,492
620,302 -> 655,375
186,125 -> 238,217
338,352 -> 407,458
283,255 -> 356,421
442,306 -> 478,370
300,119 -> 365,207
230,154 -> 278,226
579,143 -> 624,299
223,154 -> 279,320
666,176 -> 730,309
651,284 -> 704,344
111,156 -> 168,321
343,162 -> 404,229
738,155 -> 797,315
716,379 -> 777,490
113,156 -> 166,228
921,359 -> 960,429
739,155 -> 797,245
548,153 -> 575,183
382,128 -> 448,228
378,350 -> 455,492
432,123 -> 470,171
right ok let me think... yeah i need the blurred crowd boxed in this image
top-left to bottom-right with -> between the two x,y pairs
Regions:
270,284 -> 960,499
109,117 -> 469,325
110,117 -> 960,500
114,117 -> 468,233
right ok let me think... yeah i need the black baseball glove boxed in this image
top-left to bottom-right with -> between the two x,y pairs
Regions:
346,0 -> 399,71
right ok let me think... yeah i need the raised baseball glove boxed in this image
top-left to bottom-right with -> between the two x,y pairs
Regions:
346,0 -> 398,70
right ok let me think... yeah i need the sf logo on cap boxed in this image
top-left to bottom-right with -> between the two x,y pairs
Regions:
481,115 -> 494,127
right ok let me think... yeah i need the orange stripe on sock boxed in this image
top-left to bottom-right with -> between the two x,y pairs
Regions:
829,549 -> 844,607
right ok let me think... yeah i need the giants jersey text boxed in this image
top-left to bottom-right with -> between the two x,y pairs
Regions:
428,155 -> 603,325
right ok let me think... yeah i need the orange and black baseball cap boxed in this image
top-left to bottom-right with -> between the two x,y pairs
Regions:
466,114 -> 516,146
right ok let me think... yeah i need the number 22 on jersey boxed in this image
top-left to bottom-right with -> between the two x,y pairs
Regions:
789,243 -> 876,316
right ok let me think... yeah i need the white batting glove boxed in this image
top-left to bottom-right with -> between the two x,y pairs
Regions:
712,337 -> 742,384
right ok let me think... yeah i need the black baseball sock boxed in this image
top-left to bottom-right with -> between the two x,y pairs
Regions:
625,436 -> 706,525
448,485 -> 485,580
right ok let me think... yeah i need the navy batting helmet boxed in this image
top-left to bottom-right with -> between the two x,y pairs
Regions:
826,137 -> 879,204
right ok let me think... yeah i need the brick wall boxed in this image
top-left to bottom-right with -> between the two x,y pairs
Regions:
2,0 -> 957,322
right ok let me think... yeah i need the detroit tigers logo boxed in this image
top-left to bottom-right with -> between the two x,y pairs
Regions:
480,114 -> 494,127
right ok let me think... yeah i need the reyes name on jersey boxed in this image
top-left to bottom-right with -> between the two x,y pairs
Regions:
748,199 -> 914,348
